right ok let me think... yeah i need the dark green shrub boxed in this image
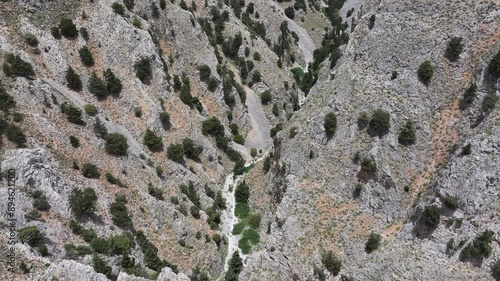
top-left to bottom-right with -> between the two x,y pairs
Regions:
235,181 -> 250,203
32,193 -> 50,211
445,37 -> 464,62
368,14 -> 376,29
418,60 -> 434,85
110,196 -> 133,229
81,163 -> 100,179
61,102 -> 84,125
105,172 -> 124,187
179,181 -> 200,207
488,50 -> 500,79
105,133 -> 129,156
159,112 -> 170,129
79,46 -> 94,66
229,123 -> 239,135
160,0 -> 166,9
369,109 -> 390,135
233,134 -> 245,145
263,156 -> 271,173
284,6 -> 294,19
202,116 -> 225,137
84,104 -> 98,116
321,251 -> 341,276
398,120 -> 416,146
144,129 -> 163,151
124,0 -> 134,10
183,138 -> 203,160
357,112 -> 370,129
66,67 -> 82,91
18,226 -> 45,247
23,33 -> 39,47
260,90 -> 272,105
0,83 -> 14,113
207,77 -> 219,91
492,260 -> 500,281
459,83 -> 477,110
112,2 -> 125,15
422,206 -> 440,229
365,232 -> 381,253
80,27 -> 89,41
135,57 -> 152,84
88,72 -> 107,97
459,230 -> 494,263
167,143 -> 184,163
69,187 -> 97,216
148,183 -> 164,200
93,118 -> 108,139
462,144 -> 471,155
198,64 -> 211,81
248,213 -> 261,228
225,251 -> 243,280
251,70 -> 262,84
38,244 -> 48,256
360,157 -> 376,174
391,70 -> 398,80
233,159 -> 245,176
59,18 -> 78,38
104,69 -> 122,97
69,136 -> 80,148
6,124 -> 26,146
213,191 -> 226,210
442,196 -> 459,210
324,112 -> 337,137
190,205 -> 200,218
481,92 -> 498,113
51,27 -> 62,39
134,107 -> 142,118
3,53 -> 34,78
92,255 -> 113,279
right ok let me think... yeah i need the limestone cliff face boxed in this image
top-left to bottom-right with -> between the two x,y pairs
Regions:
0,0 -> 499,280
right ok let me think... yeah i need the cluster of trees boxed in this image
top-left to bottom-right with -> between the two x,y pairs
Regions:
3,53 -> 34,78
88,69 -> 123,98
110,195 -> 133,229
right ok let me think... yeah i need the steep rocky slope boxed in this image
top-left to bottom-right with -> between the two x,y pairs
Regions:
0,0 -> 499,280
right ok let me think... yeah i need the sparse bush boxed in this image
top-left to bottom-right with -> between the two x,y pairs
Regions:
368,14 -> 376,29
160,0 -> 166,9
369,109 -> 390,135
391,70 -> 398,80
92,255 -> 113,279
167,143 -> 184,162
58,18 -> 78,38
3,53 -> 34,78
124,0 -> 135,10
105,133 -> 129,156
421,206 -> 440,229
135,57 -> 152,84
492,260 -> 500,281
324,112 -> 337,137
445,37 -> 464,62
398,120 -> 416,146
418,60 -> 434,85
79,46 -> 94,66
69,187 -> 98,216
190,205 -> 200,218
93,118 -> 108,139
144,129 -> 163,151
66,67 -> 82,91
481,92 -> 498,113
365,232 -> 381,253
207,77 -> 219,91
260,90 -> 272,105
321,251 -> 341,276
263,155 -> 271,173
81,163 -> 100,179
